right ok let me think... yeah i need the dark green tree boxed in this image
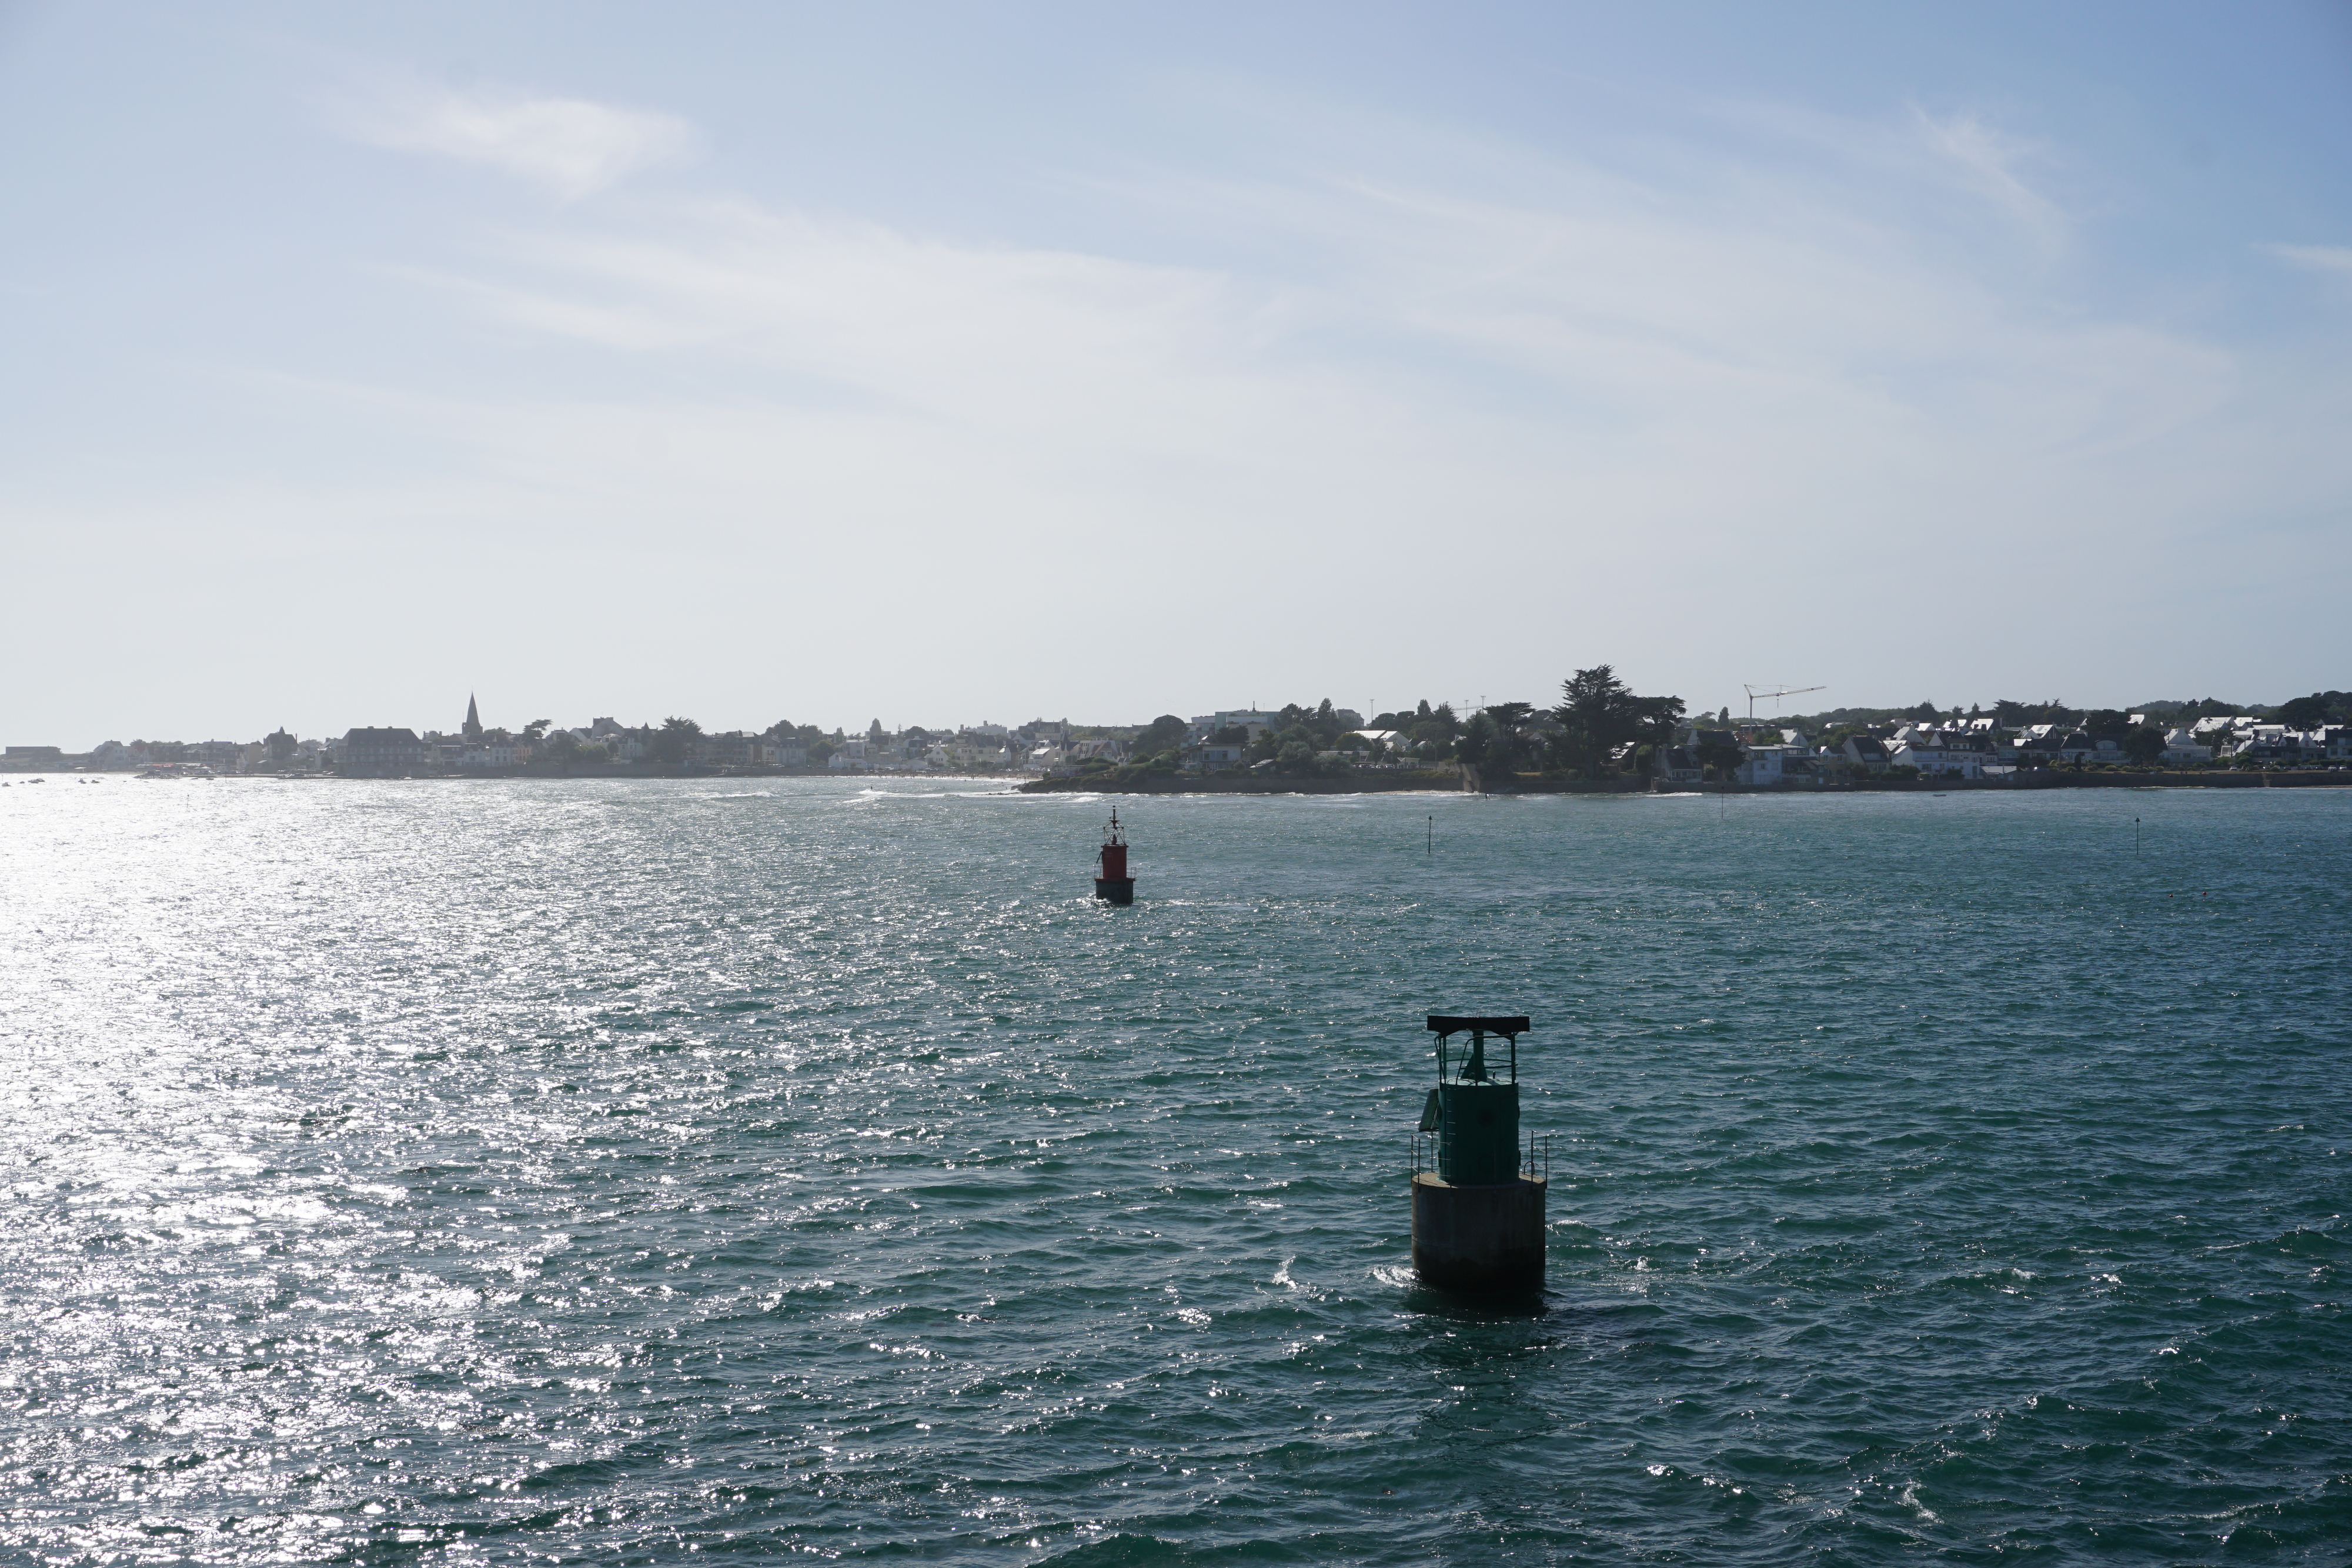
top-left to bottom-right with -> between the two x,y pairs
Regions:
1695,735 -> 1745,780
2123,726 -> 2167,765
1485,701 -> 1536,730
1457,712 -> 1499,770
1628,696 -> 1686,770
651,716 -> 702,764
2275,693 -> 2333,730
1551,666 -> 1685,777
1478,703 -> 1540,773
1408,701 -> 1459,758
1134,714 -> 1189,758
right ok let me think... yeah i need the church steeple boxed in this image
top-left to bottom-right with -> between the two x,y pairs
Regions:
463,693 -> 482,741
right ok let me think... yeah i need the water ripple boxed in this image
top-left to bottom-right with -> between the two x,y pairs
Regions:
2,779 -> 2346,1563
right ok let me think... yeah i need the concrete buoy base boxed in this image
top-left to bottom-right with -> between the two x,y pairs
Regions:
1412,1172 -> 1545,1292
1094,877 -> 1135,905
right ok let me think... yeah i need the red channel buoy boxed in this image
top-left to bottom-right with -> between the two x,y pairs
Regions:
1094,808 -> 1135,905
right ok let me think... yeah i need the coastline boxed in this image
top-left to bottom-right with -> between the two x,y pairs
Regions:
1018,767 -> 2352,796
1650,768 -> 2352,794
51,765 -> 2346,794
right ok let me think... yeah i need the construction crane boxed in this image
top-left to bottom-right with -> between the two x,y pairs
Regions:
1743,683 -> 1826,721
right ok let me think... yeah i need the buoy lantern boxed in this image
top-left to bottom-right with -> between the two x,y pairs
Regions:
1411,1014 -> 1545,1292
1094,808 -> 1135,905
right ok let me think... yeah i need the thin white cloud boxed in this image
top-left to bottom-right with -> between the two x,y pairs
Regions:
29,66 -> 2333,735
2270,242 -> 2352,279
327,151 -> 2242,690
435,117 -> 2209,484
346,73 -> 694,198
1912,107 -> 2066,239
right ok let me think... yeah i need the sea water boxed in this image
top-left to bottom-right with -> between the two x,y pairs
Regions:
2,777 -> 2346,1564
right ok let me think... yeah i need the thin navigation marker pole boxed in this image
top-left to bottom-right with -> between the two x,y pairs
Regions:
2136,816 -> 2141,855
1427,815 -> 1434,855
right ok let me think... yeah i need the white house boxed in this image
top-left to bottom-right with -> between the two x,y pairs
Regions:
1839,735 -> 1892,773
1193,711 -> 1279,740
2226,725 -> 2296,758
1888,740 -> 1975,777
1652,745 -> 1705,784
1883,725 -> 1996,776
2017,731 -> 2100,766
2161,728 -> 2213,764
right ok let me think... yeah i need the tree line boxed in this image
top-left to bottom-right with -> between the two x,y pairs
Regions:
1099,668 -> 1686,780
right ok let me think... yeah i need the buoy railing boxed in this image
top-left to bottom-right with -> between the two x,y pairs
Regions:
1412,1129 -> 1547,1183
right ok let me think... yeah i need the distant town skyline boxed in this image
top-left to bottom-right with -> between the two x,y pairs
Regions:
4,4 -> 2348,744
10,678 -> 2340,758
12,687 -> 2343,782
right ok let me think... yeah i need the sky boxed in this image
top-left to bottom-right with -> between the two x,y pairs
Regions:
4,1 -> 2350,745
